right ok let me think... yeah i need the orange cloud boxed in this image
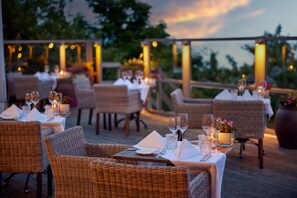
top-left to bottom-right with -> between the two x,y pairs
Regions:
149,0 -> 251,38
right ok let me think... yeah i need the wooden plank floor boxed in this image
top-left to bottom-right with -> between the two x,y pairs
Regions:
1,107 -> 297,197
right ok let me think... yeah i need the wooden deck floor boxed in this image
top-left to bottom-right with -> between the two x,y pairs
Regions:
1,107 -> 297,198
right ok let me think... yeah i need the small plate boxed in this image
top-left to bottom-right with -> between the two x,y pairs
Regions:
136,148 -> 158,156
0,115 -> 18,120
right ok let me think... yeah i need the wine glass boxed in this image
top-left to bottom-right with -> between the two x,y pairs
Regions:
121,70 -> 128,81
212,117 -> 222,155
31,91 -> 40,108
48,91 -> 56,105
24,93 -> 33,108
168,116 -> 179,135
237,79 -> 246,95
202,114 -> 214,136
127,70 -> 133,81
53,92 -> 62,115
178,113 -> 189,140
256,80 -> 266,93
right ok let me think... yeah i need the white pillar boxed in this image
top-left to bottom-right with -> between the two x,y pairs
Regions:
59,43 -> 66,71
0,0 -> 7,111
95,43 -> 102,83
142,42 -> 150,78
254,40 -> 266,83
182,41 -> 191,97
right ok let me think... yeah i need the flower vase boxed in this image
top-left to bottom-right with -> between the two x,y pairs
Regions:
218,131 -> 234,146
59,104 -> 70,114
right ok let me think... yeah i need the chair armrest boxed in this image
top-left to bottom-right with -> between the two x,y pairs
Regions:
85,143 -> 131,158
75,89 -> 96,108
189,171 -> 210,198
184,98 -> 213,104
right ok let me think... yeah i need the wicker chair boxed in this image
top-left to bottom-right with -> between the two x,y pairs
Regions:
14,75 -> 53,106
0,121 -> 54,198
6,72 -> 22,105
213,100 -> 265,168
90,160 -> 210,198
93,84 -> 143,136
170,89 -> 213,129
73,79 -> 96,125
44,126 -> 131,198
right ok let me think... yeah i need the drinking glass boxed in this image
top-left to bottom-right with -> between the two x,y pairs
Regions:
31,91 -> 40,108
256,80 -> 266,94
54,65 -> 59,74
44,65 -> 50,73
121,70 -> 128,80
127,70 -> 133,81
237,79 -> 246,95
48,91 -> 56,105
202,114 -> 214,136
53,92 -> 62,115
211,128 -> 219,155
166,134 -> 177,150
168,116 -> 179,135
178,113 -> 188,140
24,93 -> 33,108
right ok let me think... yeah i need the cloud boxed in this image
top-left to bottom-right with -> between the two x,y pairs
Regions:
248,9 -> 264,17
142,0 -> 252,38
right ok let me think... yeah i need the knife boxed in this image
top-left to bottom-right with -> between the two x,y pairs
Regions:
200,154 -> 212,162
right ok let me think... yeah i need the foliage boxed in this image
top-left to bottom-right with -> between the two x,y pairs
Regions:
279,92 -> 297,108
215,117 -> 236,133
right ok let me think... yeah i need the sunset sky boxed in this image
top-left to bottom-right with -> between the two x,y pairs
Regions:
66,0 -> 297,67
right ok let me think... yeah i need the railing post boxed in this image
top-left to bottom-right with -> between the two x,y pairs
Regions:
142,42 -> 150,78
94,42 -> 102,83
59,43 -> 66,71
182,41 -> 192,97
254,39 -> 267,83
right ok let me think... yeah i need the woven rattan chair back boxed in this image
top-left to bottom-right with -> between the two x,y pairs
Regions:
90,160 -> 210,198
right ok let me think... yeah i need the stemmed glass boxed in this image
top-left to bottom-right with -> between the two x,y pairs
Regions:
121,71 -> 128,81
178,113 -> 189,141
53,92 -> 62,115
202,114 -> 214,136
25,93 -> 33,109
48,91 -> 56,105
127,70 -> 133,81
31,91 -> 40,108
237,79 -> 246,96
256,80 -> 266,93
212,117 -> 222,155
168,116 -> 179,135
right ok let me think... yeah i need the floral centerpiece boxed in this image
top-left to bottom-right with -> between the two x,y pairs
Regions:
62,95 -> 77,106
279,91 -> 297,108
215,117 -> 236,145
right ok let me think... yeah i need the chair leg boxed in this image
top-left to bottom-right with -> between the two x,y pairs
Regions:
125,114 -> 130,136
108,114 -> 112,130
259,139 -> 264,169
103,113 -> 107,129
135,111 -> 140,132
36,173 -> 42,198
114,113 -> 118,127
77,108 -> 82,125
47,165 -> 53,197
88,108 -> 93,125
96,113 -> 100,135
24,173 -> 33,193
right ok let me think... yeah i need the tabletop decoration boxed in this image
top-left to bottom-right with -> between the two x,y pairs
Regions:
59,95 -> 76,113
215,117 -> 236,146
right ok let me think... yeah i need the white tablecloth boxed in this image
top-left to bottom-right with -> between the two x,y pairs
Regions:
19,115 -> 66,133
162,150 -> 226,198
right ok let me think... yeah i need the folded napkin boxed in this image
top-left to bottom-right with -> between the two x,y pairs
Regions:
242,90 -> 254,100
0,104 -> 22,119
124,80 -> 134,89
174,139 -> 200,160
135,130 -> 166,149
25,108 -> 46,121
215,89 -> 232,100
34,72 -> 50,81
113,78 -> 125,85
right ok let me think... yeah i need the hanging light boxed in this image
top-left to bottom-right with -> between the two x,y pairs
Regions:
48,43 -> 54,49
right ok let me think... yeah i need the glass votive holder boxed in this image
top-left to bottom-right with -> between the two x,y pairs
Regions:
231,89 -> 238,100
166,134 -> 178,150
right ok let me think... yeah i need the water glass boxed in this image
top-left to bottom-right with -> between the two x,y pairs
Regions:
198,135 -> 211,155
166,134 -> 177,150
231,89 -> 238,100
168,116 -> 179,135
22,105 -> 31,116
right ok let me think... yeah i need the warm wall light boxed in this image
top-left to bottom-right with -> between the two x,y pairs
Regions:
254,40 -> 266,83
241,74 -> 246,79
70,44 -> 76,50
288,64 -> 295,71
152,41 -> 158,48
18,46 -> 22,51
17,53 -> 22,59
17,66 -> 22,72
48,43 -> 54,49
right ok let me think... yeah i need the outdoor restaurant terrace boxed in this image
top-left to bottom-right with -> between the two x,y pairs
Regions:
1,1 -> 297,198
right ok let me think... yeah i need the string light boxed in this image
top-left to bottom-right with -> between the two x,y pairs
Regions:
152,41 -> 158,48
48,43 -> 54,49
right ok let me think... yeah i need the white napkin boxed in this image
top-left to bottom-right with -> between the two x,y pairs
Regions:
0,104 -> 22,119
174,139 -> 200,160
242,90 -> 254,100
124,80 -> 134,89
25,108 -> 46,121
135,130 -> 166,149
113,78 -> 125,85
215,89 -> 232,100
34,72 -> 50,81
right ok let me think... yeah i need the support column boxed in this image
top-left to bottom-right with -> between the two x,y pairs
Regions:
0,0 -> 7,112
142,42 -> 150,78
28,45 -> 33,58
172,43 -> 178,67
182,41 -> 191,97
44,46 -> 49,65
76,45 -> 81,64
85,41 -> 93,63
59,43 -> 66,71
94,43 -> 102,83
254,40 -> 266,83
